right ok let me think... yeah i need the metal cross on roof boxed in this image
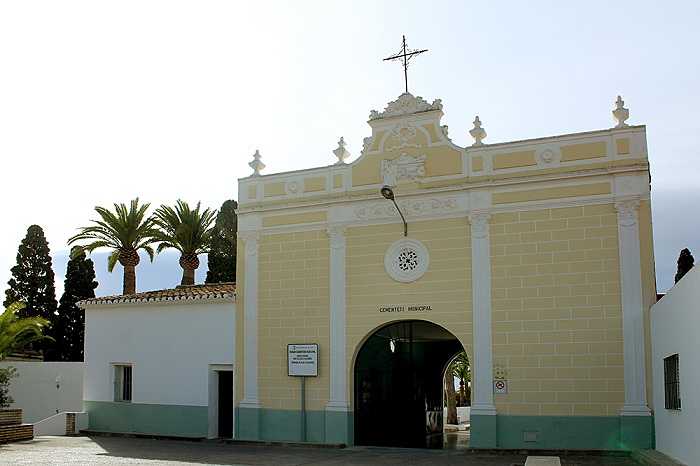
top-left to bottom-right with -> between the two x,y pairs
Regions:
383,35 -> 428,94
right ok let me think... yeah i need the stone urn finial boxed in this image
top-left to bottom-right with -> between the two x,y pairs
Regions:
470,116 -> 487,146
249,149 -> 265,176
613,95 -> 629,128
333,137 -> 350,165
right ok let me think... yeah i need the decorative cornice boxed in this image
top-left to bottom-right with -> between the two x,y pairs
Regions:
369,93 -> 442,120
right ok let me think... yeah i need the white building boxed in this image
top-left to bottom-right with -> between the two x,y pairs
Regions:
0,361 -> 83,423
651,266 -> 699,465
81,283 -> 235,439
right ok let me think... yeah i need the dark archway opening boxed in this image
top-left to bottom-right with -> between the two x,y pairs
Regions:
354,320 -> 464,449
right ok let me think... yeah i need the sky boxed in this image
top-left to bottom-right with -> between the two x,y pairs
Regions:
1,0 -> 698,298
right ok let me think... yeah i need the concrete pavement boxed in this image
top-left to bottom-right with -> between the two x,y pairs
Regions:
0,435 -> 639,465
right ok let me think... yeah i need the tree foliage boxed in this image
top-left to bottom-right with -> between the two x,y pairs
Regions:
152,200 -> 217,286
68,199 -> 158,295
47,247 -> 98,361
445,350 -> 471,418
0,366 -> 17,409
206,200 -> 238,284
4,225 -> 57,322
0,303 -> 52,360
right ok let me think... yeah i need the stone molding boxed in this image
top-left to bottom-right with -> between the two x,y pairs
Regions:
354,197 -> 458,221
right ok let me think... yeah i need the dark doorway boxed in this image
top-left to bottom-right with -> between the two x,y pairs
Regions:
217,371 -> 233,438
354,320 -> 463,448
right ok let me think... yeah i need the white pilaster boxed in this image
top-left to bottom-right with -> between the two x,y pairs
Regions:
239,230 -> 260,409
326,225 -> 348,411
469,211 -> 497,416
615,198 -> 651,416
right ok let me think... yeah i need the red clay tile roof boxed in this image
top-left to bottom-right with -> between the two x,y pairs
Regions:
79,283 -> 235,307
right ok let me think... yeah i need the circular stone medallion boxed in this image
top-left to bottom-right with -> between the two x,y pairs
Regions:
384,238 -> 429,283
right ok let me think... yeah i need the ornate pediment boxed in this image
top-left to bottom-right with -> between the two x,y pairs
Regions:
369,93 -> 442,120
381,153 -> 427,186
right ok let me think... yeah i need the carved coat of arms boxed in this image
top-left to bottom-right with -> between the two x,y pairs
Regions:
381,153 -> 427,186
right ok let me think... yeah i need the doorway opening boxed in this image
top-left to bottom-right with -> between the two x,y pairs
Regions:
217,370 -> 233,438
353,320 -> 467,449
208,365 -> 234,439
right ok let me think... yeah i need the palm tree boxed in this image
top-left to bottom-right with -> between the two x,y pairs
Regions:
444,351 -> 471,425
451,352 -> 471,406
0,303 -> 53,359
152,200 -> 216,286
444,371 -> 458,425
68,198 -> 158,295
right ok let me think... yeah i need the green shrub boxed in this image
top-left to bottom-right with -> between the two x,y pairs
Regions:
0,367 -> 18,408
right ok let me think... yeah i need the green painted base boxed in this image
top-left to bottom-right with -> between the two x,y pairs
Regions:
235,406 -> 261,440
84,401 -> 208,438
235,407 -> 352,445
470,414 -> 498,448
620,415 -> 654,450
324,409 -> 352,446
489,414 -> 654,450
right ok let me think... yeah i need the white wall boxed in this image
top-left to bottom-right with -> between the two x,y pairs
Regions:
651,266 -> 700,466
0,361 -> 84,423
442,406 -> 471,425
83,300 -> 234,406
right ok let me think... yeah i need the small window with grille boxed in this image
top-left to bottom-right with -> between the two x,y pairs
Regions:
663,354 -> 681,410
113,364 -> 133,402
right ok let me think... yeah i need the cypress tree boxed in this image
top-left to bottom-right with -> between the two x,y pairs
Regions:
674,248 -> 694,284
48,247 -> 98,361
4,225 -> 58,356
205,200 -> 238,284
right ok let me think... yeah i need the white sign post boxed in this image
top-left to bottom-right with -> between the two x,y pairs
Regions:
287,344 -> 318,442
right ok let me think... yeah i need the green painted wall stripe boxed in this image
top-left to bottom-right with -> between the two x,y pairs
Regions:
470,414 -> 498,448
236,407 -> 352,445
85,401 -> 208,438
85,402 -> 652,451
493,415 -> 653,450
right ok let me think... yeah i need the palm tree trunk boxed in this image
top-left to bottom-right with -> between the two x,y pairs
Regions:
181,266 -> 196,286
123,265 -> 136,294
445,374 -> 458,425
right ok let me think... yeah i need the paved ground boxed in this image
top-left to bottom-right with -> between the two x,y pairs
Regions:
0,435 -> 639,466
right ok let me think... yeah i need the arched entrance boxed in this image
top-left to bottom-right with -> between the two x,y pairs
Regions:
354,320 -> 465,448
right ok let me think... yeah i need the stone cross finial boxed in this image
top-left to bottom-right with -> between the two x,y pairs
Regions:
470,116 -> 487,146
248,149 -> 265,176
613,95 -> 629,128
333,137 -> 350,165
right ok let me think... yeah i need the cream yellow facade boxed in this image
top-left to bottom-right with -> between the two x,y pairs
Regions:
233,92 -> 656,450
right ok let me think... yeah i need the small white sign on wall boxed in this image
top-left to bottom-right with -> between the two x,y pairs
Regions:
494,379 -> 508,394
287,344 -> 318,377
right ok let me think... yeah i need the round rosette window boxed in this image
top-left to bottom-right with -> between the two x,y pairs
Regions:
384,238 -> 430,283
